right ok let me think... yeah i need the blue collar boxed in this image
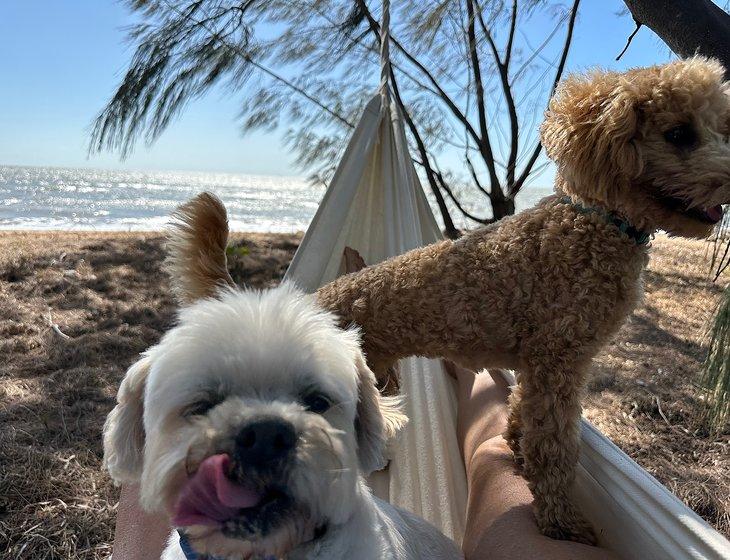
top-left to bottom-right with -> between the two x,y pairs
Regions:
561,197 -> 651,245
178,531 -> 220,560
178,531 -> 278,560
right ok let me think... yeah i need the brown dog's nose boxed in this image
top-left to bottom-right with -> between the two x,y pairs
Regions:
235,418 -> 296,465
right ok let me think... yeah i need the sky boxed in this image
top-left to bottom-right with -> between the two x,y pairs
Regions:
0,1 -> 676,178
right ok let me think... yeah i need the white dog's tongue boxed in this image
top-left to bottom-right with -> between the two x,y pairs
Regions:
172,454 -> 262,527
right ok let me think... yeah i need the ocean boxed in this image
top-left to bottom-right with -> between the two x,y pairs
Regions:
0,165 -> 553,232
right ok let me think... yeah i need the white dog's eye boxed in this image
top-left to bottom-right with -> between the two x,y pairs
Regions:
183,399 -> 218,418
302,393 -> 331,414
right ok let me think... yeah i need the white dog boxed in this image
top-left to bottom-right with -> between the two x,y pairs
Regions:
103,193 -> 463,560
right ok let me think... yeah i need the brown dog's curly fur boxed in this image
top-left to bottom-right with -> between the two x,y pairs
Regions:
315,57 -> 730,544
170,58 -> 729,546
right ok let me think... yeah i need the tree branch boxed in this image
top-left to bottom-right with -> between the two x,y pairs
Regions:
616,18 -> 642,61
434,169 -> 495,225
504,0 -> 518,68
465,0 -> 501,196
511,17 -> 564,83
623,0 -> 730,78
510,0 -> 580,197
465,154 -> 491,199
355,0 -> 484,149
389,59 -> 460,238
162,0 -> 356,129
475,0 -> 519,194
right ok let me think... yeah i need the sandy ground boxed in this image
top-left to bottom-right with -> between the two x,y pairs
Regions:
0,231 -> 727,559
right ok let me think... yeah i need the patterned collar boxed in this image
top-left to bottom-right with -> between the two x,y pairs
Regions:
178,531 -> 223,560
178,531 -> 278,560
178,525 -> 327,560
561,197 -> 652,245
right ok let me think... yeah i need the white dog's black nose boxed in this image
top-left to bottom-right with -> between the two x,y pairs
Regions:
235,418 -> 296,465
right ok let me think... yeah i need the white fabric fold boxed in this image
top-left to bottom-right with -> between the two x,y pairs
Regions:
285,93 -> 467,543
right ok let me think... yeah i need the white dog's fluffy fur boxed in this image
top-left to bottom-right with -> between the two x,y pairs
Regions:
103,194 -> 462,560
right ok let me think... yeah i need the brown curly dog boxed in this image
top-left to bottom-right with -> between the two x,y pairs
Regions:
169,57 -> 729,547
315,57 -> 730,544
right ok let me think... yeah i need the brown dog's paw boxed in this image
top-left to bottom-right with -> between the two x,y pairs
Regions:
343,246 -> 367,273
536,501 -> 597,546
540,514 -> 597,546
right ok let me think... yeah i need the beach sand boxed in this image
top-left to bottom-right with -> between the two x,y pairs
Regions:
0,231 -> 727,558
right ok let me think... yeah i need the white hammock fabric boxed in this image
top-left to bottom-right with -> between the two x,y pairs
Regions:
283,1 -> 730,557
285,92 -> 468,543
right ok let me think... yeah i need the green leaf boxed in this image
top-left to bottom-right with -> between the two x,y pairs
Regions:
226,244 -> 250,257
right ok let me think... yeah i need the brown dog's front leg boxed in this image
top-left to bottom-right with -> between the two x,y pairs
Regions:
516,357 -> 596,545
361,348 -> 400,394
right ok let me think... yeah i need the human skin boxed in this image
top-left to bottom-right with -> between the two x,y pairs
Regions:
111,484 -> 169,559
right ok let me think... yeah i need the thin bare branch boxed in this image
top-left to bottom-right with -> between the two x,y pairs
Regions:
389,64 -> 460,238
434,169 -> 495,225
510,0 -> 581,197
465,154 -> 491,198
163,0 -> 355,129
504,0 -> 518,68
475,0 -> 519,192
465,0 -> 501,194
355,0 -> 483,148
616,18 -> 642,61
512,15 -> 565,82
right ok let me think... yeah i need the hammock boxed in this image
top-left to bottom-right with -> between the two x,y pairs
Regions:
284,2 -> 730,558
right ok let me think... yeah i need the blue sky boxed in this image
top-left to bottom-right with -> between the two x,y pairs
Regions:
0,1 -> 674,178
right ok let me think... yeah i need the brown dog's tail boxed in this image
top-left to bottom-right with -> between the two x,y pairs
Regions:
166,192 -> 235,305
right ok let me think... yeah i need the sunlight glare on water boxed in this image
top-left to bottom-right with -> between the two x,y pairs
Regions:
0,165 -> 552,232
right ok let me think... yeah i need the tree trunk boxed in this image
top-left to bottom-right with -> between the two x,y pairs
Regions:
491,196 -> 515,221
623,0 -> 730,78
488,184 -> 516,220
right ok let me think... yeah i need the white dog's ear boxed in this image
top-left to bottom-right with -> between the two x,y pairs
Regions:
103,357 -> 151,483
354,354 -> 408,474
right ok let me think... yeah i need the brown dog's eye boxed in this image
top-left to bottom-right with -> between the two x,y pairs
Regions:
302,393 -> 331,414
663,124 -> 697,148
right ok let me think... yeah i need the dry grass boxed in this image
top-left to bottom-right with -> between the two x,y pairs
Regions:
0,231 -> 298,559
585,237 -> 729,536
0,232 -> 727,559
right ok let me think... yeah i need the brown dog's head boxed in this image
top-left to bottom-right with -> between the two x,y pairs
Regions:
541,57 -> 730,238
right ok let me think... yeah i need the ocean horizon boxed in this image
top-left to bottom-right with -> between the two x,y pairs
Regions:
0,164 -> 553,232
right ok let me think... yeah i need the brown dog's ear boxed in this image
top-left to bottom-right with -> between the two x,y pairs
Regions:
354,353 -> 408,474
166,192 -> 235,306
540,71 -> 644,204
103,357 -> 151,483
